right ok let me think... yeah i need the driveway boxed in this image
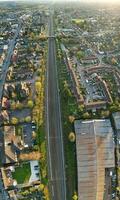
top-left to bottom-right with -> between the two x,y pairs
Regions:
29,160 -> 40,183
10,108 -> 31,120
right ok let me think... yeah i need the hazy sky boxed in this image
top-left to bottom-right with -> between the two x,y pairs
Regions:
0,0 -> 120,3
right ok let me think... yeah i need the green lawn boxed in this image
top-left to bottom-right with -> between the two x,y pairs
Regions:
61,94 -> 78,199
12,162 -> 31,184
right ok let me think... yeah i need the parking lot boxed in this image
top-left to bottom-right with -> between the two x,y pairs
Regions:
22,123 -> 35,147
76,62 -> 105,103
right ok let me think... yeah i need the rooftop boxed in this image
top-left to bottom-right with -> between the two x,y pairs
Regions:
112,112 -> 120,130
74,119 -> 115,200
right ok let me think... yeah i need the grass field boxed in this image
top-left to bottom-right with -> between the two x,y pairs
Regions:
12,162 -> 31,184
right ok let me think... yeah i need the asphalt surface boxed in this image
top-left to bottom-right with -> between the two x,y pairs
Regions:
46,13 -> 66,200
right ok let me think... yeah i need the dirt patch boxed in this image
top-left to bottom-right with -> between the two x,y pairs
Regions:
19,151 -> 41,161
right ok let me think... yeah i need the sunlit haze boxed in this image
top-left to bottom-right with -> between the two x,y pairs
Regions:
0,0 -> 120,3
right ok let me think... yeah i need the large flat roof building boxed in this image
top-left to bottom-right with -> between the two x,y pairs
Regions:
112,112 -> 120,190
74,119 -> 115,200
112,112 -> 120,137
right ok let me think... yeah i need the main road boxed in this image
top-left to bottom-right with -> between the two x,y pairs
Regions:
46,12 -> 66,200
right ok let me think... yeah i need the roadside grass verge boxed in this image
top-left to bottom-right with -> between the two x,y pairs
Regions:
56,40 -> 78,199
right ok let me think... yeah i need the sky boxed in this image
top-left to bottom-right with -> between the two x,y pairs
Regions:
0,0 -> 120,3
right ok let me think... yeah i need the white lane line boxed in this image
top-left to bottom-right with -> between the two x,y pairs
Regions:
52,185 -> 54,197
46,21 -> 53,181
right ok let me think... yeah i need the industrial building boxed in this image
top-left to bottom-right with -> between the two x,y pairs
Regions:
74,119 -> 115,200
112,112 -> 120,190
113,112 -> 120,140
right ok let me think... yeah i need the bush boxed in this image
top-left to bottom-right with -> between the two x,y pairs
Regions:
68,132 -> 76,142
27,100 -> 34,108
82,112 -> 90,119
25,116 -> 31,123
35,81 -> 41,93
33,145 -> 39,151
16,102 -> 23,110
68,115 -> 75,123
72,192 -> 78,200
38,183 -> 44,191
11,117 -> 19,125
10,101 -> 16,110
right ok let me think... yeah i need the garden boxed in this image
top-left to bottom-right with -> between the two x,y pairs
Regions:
12,162 -> 31,184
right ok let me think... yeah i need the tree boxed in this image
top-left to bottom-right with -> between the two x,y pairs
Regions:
77,50 -> 85,60
29,187 -> 36,193
63,81 -> 72,97
68,115 -> 75,123
43,186 -> 49,200
30,32 -> 36,40
35,81 -> 41,93
41,167 -> 47,178
68,132 -> 76,142
21,190 -> 30,196
25,116 -> 31,123
32,131 -> 37,139
27,100 -> 34,108
111,57 -> 117,65
33,145 -> 39,151
38,183 -> 44,191
72,192 -> 78,200
10,101 -> 16,110
78,104 -> 84,113
109,104 -> 118,112
11,117 -> 18,125
16,102 -> 23,110
100,110 -> 110,118
82,112 -> 90,119
37,69 -> 42,76
11,92 -> 17,99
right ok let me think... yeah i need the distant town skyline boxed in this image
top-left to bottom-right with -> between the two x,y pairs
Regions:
0,0 -> 120,3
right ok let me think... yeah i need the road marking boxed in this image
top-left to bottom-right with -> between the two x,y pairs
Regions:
47,12 -> 66,200
46,28 -> 53,181
48,136 -> 61,139
52,185 -> 54,197
50,178 -> 66,181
